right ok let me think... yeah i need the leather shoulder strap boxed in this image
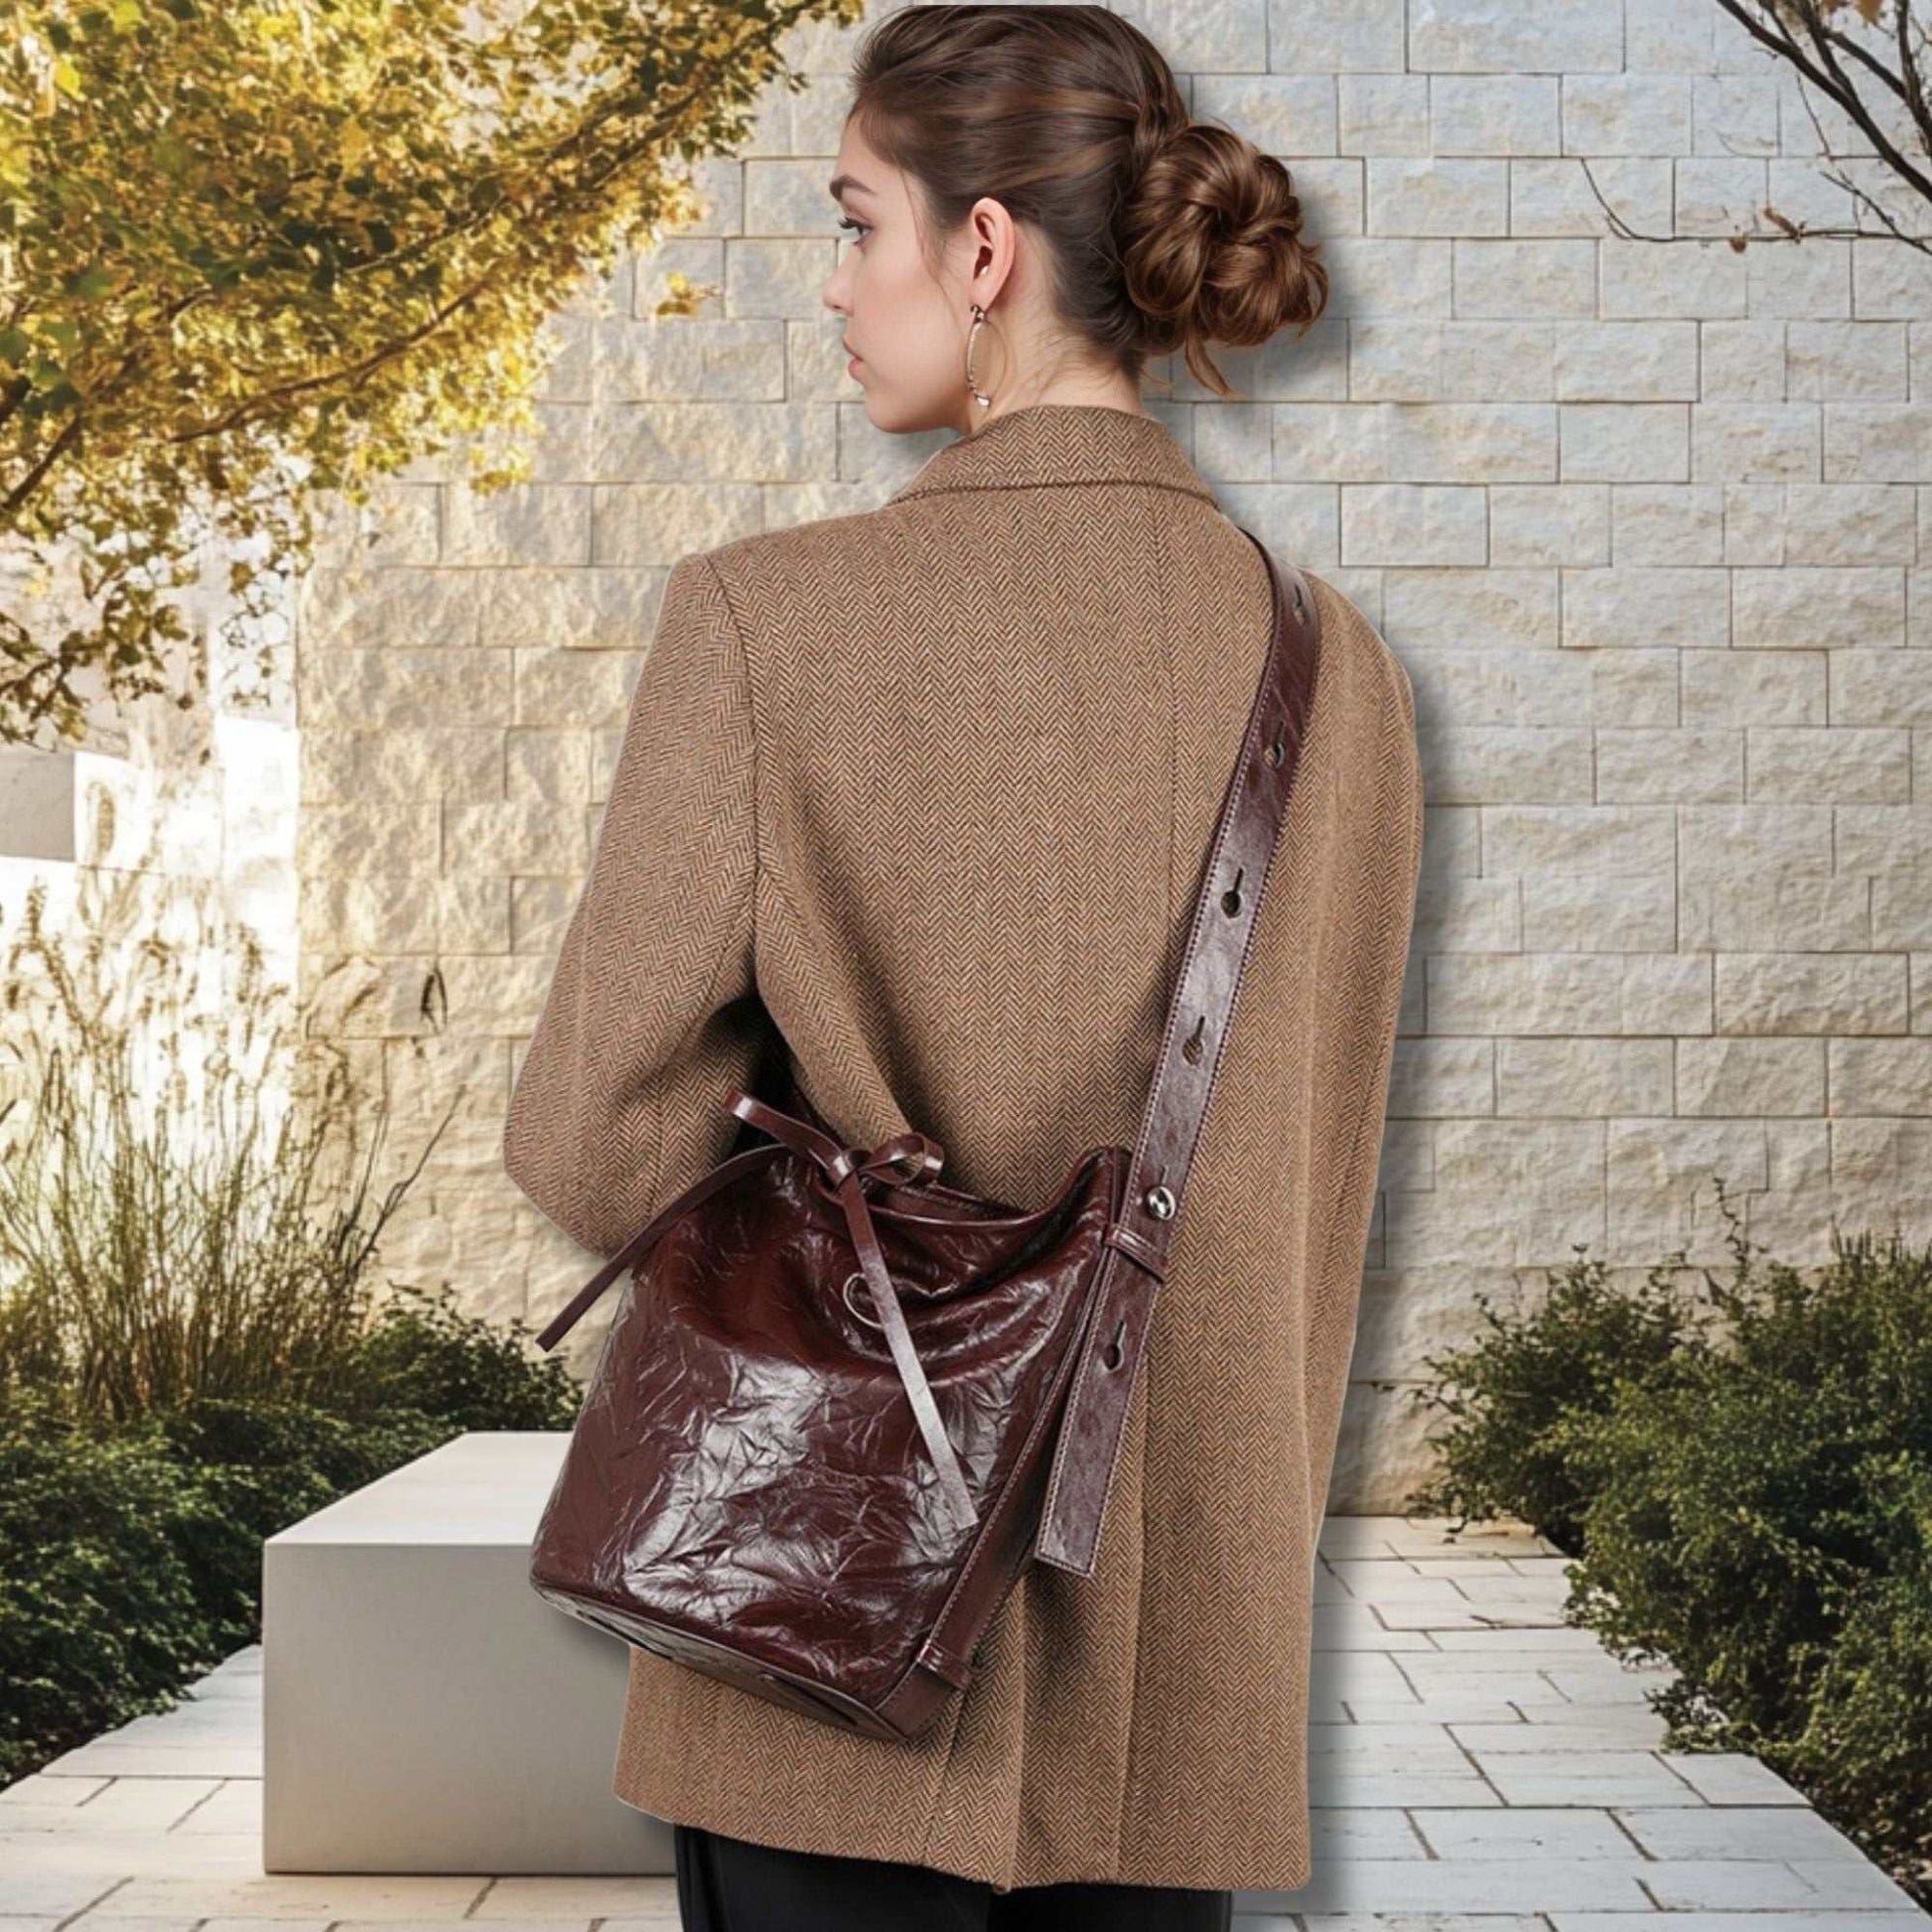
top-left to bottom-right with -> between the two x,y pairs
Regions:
1033,528 -> 1322,1576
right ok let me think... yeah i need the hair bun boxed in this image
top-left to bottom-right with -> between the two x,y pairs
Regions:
1119,118 -> 1328,394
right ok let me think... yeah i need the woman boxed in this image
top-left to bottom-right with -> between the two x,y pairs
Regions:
502,6 -> 1424,1928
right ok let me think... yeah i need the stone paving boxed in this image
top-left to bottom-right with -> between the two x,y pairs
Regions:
2,1516 -> 1923,1928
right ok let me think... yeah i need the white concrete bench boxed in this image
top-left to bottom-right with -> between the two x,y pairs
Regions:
262,1430 -> 670,1874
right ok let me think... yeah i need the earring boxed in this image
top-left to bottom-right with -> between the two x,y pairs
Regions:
964,303 -> 994,411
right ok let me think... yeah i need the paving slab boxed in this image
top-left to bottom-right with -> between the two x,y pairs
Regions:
2,1514 -> 1923,1927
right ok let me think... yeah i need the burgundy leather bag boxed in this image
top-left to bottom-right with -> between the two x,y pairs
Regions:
527,527 -> 1321,1741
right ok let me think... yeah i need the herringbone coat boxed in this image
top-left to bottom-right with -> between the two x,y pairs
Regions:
502,401 -> 1423,1896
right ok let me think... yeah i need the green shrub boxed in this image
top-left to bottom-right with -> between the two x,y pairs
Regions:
0,1389 -> 228,1785
0,880 -> 440,1427
0,1289 -> 580,1787
1773,1455 -> 1932,1878
1408,1194 -> 1932,1905
1407,1243 -> 1710,1550
342,1281 -> 580,1435
0,872 -> 586,1790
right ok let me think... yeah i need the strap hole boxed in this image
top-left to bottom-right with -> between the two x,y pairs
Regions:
1181,1013 -> 1206,1065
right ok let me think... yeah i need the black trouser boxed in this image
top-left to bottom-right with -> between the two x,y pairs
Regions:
673,1823 -> 1234,1932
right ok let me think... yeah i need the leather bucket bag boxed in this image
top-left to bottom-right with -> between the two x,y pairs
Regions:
526,527 -> 1322,1741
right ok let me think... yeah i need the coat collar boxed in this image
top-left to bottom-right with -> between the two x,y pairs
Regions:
886,402 -> 1218,507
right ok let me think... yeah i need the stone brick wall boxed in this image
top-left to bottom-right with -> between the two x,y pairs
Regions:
295,0 -> 1932,1509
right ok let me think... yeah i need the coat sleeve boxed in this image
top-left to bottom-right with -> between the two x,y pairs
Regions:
502,550 -> 769,1260
1302,601 -> 1425,1545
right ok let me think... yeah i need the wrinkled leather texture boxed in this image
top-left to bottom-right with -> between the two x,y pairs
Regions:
532,1070 -> 1131,1738
528,527 -> 1321,1742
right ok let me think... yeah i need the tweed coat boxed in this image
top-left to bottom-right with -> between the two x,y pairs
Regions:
501,400 -> 1423,1896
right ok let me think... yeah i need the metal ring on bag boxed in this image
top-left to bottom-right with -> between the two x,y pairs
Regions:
842,1270 -> 887,1330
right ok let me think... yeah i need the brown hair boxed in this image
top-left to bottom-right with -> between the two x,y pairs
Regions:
846,4 -> 1328,399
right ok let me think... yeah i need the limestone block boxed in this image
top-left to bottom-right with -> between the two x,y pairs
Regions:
1783,483 -> 1918,564
300,566 -> 484,650
1565,75 -> 1692,157
1601,236 -> 1748,319
443,952 -> 561,1036
1853,236 -> 1932,322
510,877 -> 579,957
1389,1034 -> 1494,1120
1384,568 -> 1557,645
590,401 -> 834,483
304,730 -> 502,808
435,875 -> 511,954
590,483 -> 762,566
1261,0 -> 1403,71
1692,404 -> 1824,483
1497,1036 -> 1674,1116
787,317 -> 867,402
1676,1035 -> 1826,1115
1604,1117 -> 1771,1257
1396,1118 -> 1606,1267
1826,404 -> 1932,483
1620,954 -> 1714,1034
301,874 -> 441,955
300,650 -> 513,730
1561,567 -> 1728,649
1830,1117 -> 1932,1246
1725,481 -> 1788,563
1305,236 -> 1453,317
1430,725 -> 1592,803
1745,238 -> 1851,322
1343,484 -> 1487,564
1829,1037 -> 1932,1115
1489,483 -> 1607,565
1555,323 -> 1699,403
1692,72 -> 1779,158
1583,647 -> 1681,725
1408,0 -> 1620,74
1832,650 -> 1932,727
632,236 -> 723,315
1560,405 -> 1691,483
1427,952 -> 1627,1035
505,730 -> 595,808
1456,241 -> 1597,319
1483,801 -> 1676,878
1368,159 -> 1508,236
1189,76 -> 1328,152
1510,157 -> 1671,238
444,801 -> 586,878
443,483 -> 590,569
1716,951 -> 1906,1035
1681,648 -> 1826,727
1351,321 -> 1555,402
510,648 -> 636,732
1627,0 -> 1717,71
593,316 -> 785,403
301,802 -> 439,878
725,238 -> 831,321
1337,74 -> 1429,155
1521,867 -> 1677,951
1700,320 -> 1787,402
1610,483 -> 1725,565
1674,157 -> 1766,235
1595,728 -> 1741,802
1746,726 -> 1908,803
